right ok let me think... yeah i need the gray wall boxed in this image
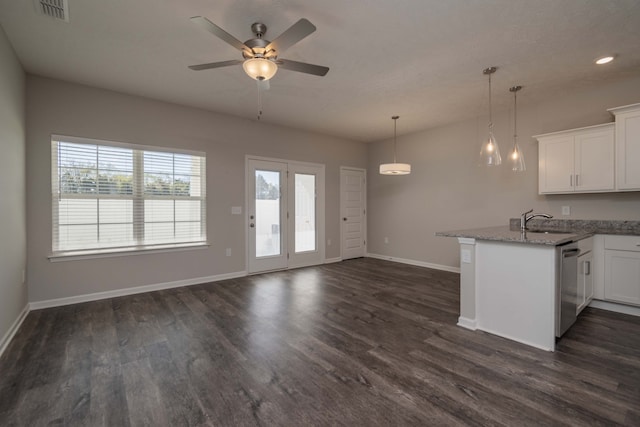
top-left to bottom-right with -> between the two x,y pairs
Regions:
26,76 -> 366,302
0,25 -> 27,343
367,75 -> 640,269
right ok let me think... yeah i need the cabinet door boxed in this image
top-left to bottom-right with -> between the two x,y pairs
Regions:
577,252 -> 594,314
538,136 -> 574,194
575,128 -> 614,192
605,250 -> 640,306
615,110 -> 640,190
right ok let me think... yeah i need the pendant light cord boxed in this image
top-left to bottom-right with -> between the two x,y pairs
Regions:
393,117 -> 398,163
488,72 -> 493,130
513,89 -> 517,143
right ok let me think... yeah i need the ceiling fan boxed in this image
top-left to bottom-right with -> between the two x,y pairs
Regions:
188,16 -> 329,89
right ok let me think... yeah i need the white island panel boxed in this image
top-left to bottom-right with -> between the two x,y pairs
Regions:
476,241 -> 557,351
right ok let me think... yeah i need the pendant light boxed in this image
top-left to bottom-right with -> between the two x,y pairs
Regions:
380,116 -> 411,175
509,85 -> 525,172
479,67 -> 501,166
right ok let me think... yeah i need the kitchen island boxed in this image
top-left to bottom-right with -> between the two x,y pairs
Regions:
437,226 -> 586,351
438,219 -> 640,351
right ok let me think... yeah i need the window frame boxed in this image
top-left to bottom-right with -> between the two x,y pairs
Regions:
50,134 -> 207,260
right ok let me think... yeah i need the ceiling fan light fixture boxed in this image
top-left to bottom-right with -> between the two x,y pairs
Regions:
243,58 -> 278,81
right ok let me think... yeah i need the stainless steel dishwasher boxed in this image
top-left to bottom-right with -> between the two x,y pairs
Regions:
556,242 -> 580,337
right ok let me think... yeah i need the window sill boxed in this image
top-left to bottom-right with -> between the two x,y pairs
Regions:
48,242 -> 210,262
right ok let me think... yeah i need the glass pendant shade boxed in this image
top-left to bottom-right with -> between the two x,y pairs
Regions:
509,85 -> 525,172
380,116 -> 411,175
479,130 -> 502,166
479,67 -> 502,166
509,142 -> 526,172
243,58 -> 278,81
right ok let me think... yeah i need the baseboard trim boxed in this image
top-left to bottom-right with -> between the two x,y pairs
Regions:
366,253 -> 460,274
0,303 -> 30,359
589,299 -> 640,317
457,316 -> 477,330
324,257 -> 342,264
30,271 -> 247,310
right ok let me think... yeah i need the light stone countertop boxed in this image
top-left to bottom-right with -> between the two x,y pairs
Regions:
435,226 -> 587,246
436,219 -> 640,246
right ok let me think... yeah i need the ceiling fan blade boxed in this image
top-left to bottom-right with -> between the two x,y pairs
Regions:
277,59 -> 329,76
257,79 -> 270,91
265,19 -> 316,54
190,16 -> 249,52
188,59 -> 243,71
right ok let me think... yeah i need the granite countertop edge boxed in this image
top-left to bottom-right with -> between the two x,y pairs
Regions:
436,219 -> 640,246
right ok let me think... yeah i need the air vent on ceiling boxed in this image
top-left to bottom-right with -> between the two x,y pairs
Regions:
35,0 -> 69,22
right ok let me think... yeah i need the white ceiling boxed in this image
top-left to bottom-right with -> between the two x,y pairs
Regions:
1,0 -> 639,142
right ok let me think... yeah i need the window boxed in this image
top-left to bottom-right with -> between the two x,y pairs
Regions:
51,135 -> 206,255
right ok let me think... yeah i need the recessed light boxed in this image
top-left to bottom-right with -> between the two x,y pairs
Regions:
595,55 -> 615,65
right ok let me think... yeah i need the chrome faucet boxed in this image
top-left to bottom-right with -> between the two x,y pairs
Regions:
520,208 -> 553,231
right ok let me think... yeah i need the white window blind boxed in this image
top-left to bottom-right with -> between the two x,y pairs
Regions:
51,135 -> 206,255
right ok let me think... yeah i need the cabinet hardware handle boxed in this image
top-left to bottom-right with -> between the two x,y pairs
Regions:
570,174 -> 573,187
584,260 -> 590,275
576,174 -> 580,186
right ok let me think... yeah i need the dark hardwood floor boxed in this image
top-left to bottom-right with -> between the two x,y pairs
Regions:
1,258 -> 639,426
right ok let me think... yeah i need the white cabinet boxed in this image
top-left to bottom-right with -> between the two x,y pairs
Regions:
536,123 -> 614,194
604,235 -> 640,306
577,238 -> 594,314
608,103 -> 640,190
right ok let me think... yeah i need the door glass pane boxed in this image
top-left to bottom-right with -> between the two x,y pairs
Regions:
295,173 -> 316,253
255,170 -> 281,258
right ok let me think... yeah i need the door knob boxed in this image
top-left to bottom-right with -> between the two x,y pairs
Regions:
249,223 -> 255,228
343,217 -> 347,221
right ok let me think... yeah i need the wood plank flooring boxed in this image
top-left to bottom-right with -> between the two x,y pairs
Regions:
1,258 -> 639,426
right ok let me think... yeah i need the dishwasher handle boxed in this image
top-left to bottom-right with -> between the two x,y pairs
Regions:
562,248 -> 581,258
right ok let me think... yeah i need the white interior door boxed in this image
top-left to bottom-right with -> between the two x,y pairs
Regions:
247,157 -> 325,273
341,167 -> 366,259
248,159 -> 288,273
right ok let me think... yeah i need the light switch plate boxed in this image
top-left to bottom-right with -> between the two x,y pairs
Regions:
461,249 -> 472,264
561,206 -> 571,216
231,206 -> 242,215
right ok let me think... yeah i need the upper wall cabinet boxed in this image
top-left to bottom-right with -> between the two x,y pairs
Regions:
608,103 -> 640,191
536,123 -> 615,194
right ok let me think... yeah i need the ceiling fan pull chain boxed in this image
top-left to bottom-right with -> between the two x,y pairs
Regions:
257,85 -> 263,120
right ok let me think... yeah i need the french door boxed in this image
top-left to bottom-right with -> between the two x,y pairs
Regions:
247,157 -> 325,273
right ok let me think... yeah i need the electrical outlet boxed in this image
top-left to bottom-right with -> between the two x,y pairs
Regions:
461,249 -> 472,264
562,206 -> 571,216
225,248 -> 232,257
384,237 -> 389,244
327,239 -> 331,246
